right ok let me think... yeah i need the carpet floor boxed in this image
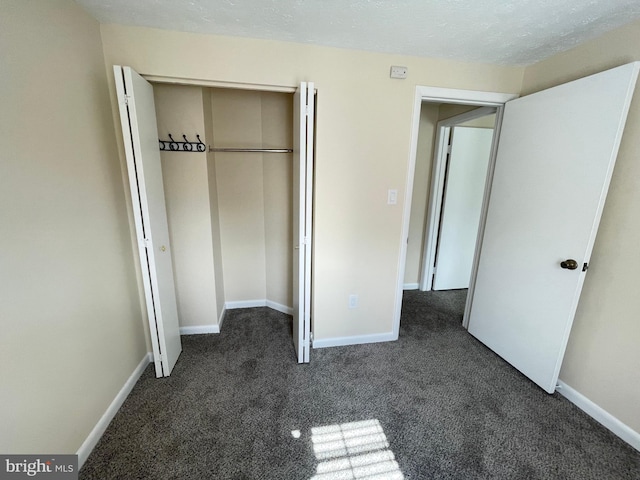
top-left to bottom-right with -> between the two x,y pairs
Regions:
80,290 -> 640,479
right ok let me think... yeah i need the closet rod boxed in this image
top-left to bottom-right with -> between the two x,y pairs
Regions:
208,147 -> 293,153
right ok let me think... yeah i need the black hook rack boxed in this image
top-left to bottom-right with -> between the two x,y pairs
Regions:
159,134 -> 206,153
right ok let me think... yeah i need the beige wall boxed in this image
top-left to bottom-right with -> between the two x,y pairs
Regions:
99,24 -> 523,340
404,103 -> 439,285
203,89 -> 227,321
154,84 -> 219,328
0,0 -> 147,454
262,92 -> 294,308
210,88 -> 293,306
523,19 -> 640,433
211,89 -> 268,301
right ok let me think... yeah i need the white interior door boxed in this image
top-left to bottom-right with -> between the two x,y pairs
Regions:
114,65 -> 182,377
433,127 -> 493,290
468,62 -> 639,393
293,82 -> 314,363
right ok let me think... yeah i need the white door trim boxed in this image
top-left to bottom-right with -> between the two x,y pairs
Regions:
393,87 -> 518,339
419,106 -> 497,291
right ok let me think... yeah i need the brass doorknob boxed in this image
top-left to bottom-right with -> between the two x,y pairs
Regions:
560,259 -> 578,270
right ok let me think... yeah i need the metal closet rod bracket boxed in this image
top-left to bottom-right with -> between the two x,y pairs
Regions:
159,134 -> 206,152
208,147 -> 293,153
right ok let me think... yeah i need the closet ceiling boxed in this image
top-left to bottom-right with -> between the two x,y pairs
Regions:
77,0 -> 640,65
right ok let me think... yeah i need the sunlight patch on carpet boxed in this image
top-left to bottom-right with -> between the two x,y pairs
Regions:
308,419 -> 404,479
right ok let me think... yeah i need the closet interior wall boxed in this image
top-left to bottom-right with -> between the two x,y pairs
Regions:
153,84 -> 293,331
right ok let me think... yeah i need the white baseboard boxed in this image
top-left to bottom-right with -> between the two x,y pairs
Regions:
312,331 -> 397,349
179,324 -> 220,335
556,380 -> 640,452
403,283 -> 419,290
225,299 -> 293,315
225,299 -> 266,309
77,352 -> 152,468
266,300 -> 293,315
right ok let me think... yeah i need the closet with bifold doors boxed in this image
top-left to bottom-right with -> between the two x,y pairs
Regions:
114,66 -> 314,377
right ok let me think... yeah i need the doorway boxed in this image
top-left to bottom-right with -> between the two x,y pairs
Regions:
404,104 -> 497,294
395,64 -> 638,394
395,88 -> 514,339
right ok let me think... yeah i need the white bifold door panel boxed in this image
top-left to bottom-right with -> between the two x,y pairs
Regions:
433,127 -> 493,290
293,82 -> 314,363
114,65 -> 182,377
468,62 -> 639,393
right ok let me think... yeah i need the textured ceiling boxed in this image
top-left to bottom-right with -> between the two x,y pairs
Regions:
76,0 -> 640,65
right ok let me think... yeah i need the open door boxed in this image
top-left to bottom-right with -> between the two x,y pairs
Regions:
293,82 -> 314,363
114,65 -> 182,377
468,62 -> 639,393
432,126 -> 493,290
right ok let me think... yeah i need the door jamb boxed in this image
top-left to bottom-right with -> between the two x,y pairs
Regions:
393,86 -> 518,339
419,106 -> 498,292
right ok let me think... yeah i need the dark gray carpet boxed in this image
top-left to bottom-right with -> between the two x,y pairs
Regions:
80,290 -> 640,479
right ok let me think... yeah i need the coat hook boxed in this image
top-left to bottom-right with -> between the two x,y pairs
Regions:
196,134 -> 206,152
183,134 -> 192,151
168,134 -> 179,151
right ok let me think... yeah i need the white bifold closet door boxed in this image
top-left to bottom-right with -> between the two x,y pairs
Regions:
114,67 -> 315,369
114,65 -> 182,377
293,82 -> 315,364
468,62 -> 639,393
432,126 -> 493,291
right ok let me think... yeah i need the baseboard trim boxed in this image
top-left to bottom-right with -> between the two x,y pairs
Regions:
556,380 -> 640,451
77,352 -> 152,468
403,283 -> 419,290
266,300 -> 293,315
179,324 -> 220,335
225,299 -> 293,315
225,299 -> 266,309
312,332 -> 397,349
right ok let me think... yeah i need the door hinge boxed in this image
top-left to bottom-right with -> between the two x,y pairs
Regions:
582,262 -> 589,272
305,105 -> 311,116
139,237 -> 151,248
302,236 -> 310,245
447,144 -> 452,154
123,94 -> 131,106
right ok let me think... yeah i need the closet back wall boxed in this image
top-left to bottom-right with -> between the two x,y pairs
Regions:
154,84 -> 220,329
210,88 -> 293,310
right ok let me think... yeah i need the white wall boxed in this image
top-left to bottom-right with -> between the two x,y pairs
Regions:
0,0 -> 147,454
523,18 -> 640,433
99,24 -> 524,342
154,84 -> 219,328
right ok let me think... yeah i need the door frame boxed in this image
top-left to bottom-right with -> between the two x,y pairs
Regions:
420,106 -> 497,291
112,71 -> 316,359
394,86 -> 518,338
